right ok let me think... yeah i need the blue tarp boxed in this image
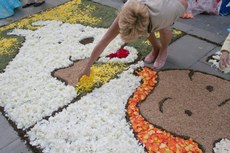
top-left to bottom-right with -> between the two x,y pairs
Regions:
0,0 -> 22,19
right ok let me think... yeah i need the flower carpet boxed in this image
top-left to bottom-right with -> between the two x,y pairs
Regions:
0,0 -> 229,153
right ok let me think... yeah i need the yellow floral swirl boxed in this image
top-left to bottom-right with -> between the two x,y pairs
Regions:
77,63 -> 127,94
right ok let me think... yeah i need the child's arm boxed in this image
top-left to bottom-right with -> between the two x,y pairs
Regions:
79,16 -> 120,78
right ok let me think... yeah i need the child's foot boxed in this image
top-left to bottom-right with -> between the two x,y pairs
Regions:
153,53 -> 167,69
144,49 -> 159,63
144,52 -> 155,63
181,11 -> 193,19
153,59 -> 166,70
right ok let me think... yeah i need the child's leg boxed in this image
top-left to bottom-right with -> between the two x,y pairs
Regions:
153,27 -> 172,69
144,33 -> 161,63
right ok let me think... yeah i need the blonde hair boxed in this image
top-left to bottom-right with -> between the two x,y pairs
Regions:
118,1 -> 150,42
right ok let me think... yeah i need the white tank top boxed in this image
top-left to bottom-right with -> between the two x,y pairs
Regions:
125,0 -> 186,32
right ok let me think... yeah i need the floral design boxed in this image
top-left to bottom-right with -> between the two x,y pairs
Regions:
27,64 -> 145,153
128,67 -> 202,153
0,0 -> 99,32
0,38 -> 19,55
0,0 -> 111,70
0,1 -> 227,152
0,21 -> 138,129
106,48 -> 129,59
77,62 -> 127,94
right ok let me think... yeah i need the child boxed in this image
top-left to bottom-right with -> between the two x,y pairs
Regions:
219,33 -> 230,69
79,0 -> 188,78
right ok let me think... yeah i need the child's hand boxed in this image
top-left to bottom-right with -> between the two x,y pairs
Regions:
77,66 -> 91,82
219,51 -> 230,69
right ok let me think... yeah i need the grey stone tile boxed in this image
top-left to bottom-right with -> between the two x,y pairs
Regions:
0,20 -> 10,27
165,56 -> 190,69
177,14 -> 230,38
162,61 -> 182,70
173,22 -> 225,44
173,21 -> 193,33
188,28 -> 224,45
167,35 -> 216,68
47,0 -> 72,6
0,139 -> 32,153
190,62 -> 230,80
93,0 -> 123,9
0,116 -> 18,149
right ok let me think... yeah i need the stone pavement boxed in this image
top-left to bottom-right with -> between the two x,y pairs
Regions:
0,0 -> 229,152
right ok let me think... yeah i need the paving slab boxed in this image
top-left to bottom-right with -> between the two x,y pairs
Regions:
0,115 -> 18,150
161,61 -> 183,70
173,22 -> 225,45
177,14 -> 230,38
0,139 -> 32,153
167,35 -> 217,68
175,14 -> 230,45
92,0 -> 123,10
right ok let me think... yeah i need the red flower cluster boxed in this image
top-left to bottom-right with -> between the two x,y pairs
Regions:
128,67 -> 202,153
106,48 -> 129,58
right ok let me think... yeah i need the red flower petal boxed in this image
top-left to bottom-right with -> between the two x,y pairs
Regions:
106,48 -> 129,59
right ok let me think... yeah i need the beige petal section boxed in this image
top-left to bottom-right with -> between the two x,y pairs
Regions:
140,70 -> 230,153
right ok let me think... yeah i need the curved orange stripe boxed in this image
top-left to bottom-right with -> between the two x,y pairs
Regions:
127,67 -> 202,153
